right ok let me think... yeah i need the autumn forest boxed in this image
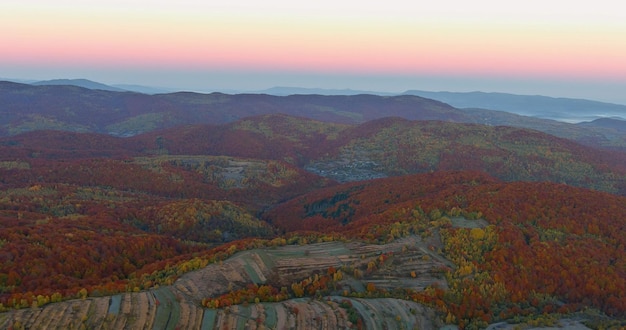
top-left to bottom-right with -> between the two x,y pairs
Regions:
0,83 -> 625,329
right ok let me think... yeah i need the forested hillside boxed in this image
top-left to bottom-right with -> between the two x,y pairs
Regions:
3,114 -> 626,195
1,113 -> 625,329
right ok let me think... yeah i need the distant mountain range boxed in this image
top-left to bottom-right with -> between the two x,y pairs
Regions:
258,87 -> 626,123
255,86 -> 397,96
109,84 -> 172,94
0,80 -> 468,137
403,90 -> 626,123
10,78 -> 626,122
1,80 -> 625,150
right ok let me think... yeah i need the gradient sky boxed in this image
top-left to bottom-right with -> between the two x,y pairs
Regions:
1,0 -> 625,103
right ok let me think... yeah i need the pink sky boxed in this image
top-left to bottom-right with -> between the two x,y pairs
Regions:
1,1 -> 625,102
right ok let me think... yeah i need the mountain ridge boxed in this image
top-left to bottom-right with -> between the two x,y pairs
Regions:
2,80 -> 625,151
10,78 -> 626,119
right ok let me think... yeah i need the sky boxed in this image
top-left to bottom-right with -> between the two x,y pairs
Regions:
1,0 -> 626,103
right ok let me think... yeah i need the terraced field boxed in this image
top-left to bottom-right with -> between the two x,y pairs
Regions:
0,234 -> 452,329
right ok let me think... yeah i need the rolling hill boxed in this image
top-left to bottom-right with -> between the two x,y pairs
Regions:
3,114 -> 626,196
303,117 -> 626,193
3,80 -> 626,151
0,81 -> 465,137
137,115 -> 626,194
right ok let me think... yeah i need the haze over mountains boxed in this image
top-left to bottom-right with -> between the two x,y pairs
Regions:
404,90 -> 626,123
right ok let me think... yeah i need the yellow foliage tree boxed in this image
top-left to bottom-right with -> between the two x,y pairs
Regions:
470,227 -> 485,240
